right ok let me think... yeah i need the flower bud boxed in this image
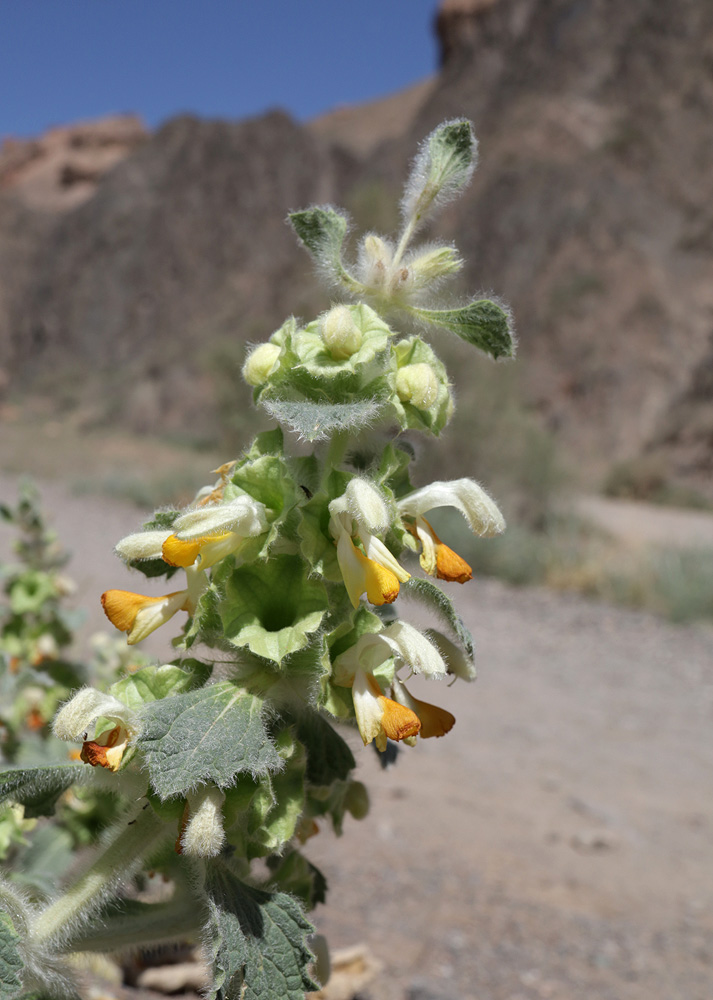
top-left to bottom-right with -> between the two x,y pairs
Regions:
181,786 -> 226,857
359,234 -> 393,289
242,342 -> 281,386
320,305 -> 362,360
395,363 -> 440,410
408,245 -> 462,289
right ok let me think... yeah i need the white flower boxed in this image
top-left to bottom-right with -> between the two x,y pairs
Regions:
328,479 -> 409,609
397,478 -> 504,582
54,688 -> 137,772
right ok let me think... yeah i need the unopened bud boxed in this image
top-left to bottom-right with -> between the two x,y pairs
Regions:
408,246 -> 462,288
242,342 -> 281,387
181,786 -> 226,857
321,305 -> 362,360
395,363 -> 440,410
359,234 -> 393,289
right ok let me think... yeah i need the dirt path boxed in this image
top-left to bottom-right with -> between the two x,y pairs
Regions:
1,475 -> 712,999
575,494 -> 713,550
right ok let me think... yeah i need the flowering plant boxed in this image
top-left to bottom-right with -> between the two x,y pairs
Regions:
0,120 -> 514,998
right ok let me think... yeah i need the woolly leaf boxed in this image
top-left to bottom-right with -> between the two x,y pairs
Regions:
288,207 -> 360,293
136,682 -> 282,799
261,399 -> 385,441
401,119 -> 477,228
205,860 -> 317,1000
0,765 -> 87,819
410,298 -> 515,360
0,910 -> 23,1000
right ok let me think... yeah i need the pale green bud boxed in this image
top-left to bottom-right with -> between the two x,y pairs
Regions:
359,233 -> 393,289
242,342 -> 281,386
181,786 -> 226,857
395,363 -> 440,410
407,245 -> 462,289
321,305 -> 362,360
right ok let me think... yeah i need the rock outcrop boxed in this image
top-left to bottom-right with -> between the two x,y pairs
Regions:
1,1 -> 712,492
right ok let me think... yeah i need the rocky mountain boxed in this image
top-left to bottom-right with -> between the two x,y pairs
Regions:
1,0 -> 711,492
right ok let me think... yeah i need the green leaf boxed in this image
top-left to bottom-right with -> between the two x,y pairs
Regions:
181,584 -> 226,651
110,663 -> 206,710
205,859 -> 317,1000
11,825 -> 74,898
0,909 -> 23,1000
136,682 -> 282,800
220,555 -> 327,665
288,207 -> 360,294
0,765 -> 87,819
261,399 -> 386,441
292,710 -> 355,787
402,577 -> 474,660
266,849 -> 327,910
402,118 -> 477,228
409,298 -> 515,360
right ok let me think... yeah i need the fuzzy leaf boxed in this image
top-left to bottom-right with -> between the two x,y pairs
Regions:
221,555 -> 327,665
411,298 -> 515,360
402,577 -> 474,660
261,399 -> 385,441
401,119 -> 477,227
136,682 -> 282,800
288,207 -> 360,293
0,765 -> 86,818
205,860 -> 317,1000
0,910 -> 23,1000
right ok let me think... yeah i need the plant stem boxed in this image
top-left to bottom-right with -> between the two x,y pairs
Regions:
67,896 -> 202,953
320,430 -> 349,489
30,803 -> 169,947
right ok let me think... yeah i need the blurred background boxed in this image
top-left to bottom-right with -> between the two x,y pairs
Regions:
1,2 -> 712,999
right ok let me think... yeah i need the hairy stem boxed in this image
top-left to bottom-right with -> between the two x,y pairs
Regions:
30,803 -> 169,947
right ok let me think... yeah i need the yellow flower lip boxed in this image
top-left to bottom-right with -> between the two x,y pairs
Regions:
337,533 -> 401,609
101,588 -> 190,644
162,534 -> 204,567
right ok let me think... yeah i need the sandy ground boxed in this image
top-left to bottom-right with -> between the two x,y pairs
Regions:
1,474 -> 712,1000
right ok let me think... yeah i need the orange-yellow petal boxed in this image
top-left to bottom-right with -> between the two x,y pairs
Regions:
435,542 -> 473,584
377,695 -> 422,741
101,589 -> 189,644
391,679 -> 456,739
336,532 -> 401,608
161,534 -> 204,567
362,554 -> 400,605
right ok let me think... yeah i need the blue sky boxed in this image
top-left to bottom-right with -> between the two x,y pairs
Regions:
1,1 -> 439,139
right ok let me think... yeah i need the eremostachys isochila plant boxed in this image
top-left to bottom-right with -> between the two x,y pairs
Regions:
0,120 -> 514,999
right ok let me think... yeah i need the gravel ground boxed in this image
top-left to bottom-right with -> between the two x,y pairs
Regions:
1,474 -> 712,1000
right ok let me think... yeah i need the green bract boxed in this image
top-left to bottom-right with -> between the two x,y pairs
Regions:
0,120 -> 512,1000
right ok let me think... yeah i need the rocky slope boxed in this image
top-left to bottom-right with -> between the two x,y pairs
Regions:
1,0 -> 711,490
